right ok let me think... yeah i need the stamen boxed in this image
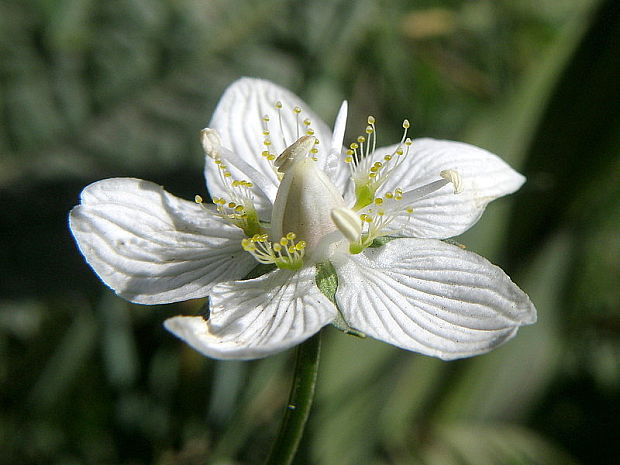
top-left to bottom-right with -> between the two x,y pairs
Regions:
260,102 -> 320,179
343,170 -> 463,254
440,169 -> 463,194
347,116 -> 415,211
207,160 -> 262,236
241,232 -> 306,270
275,101 -> 287,149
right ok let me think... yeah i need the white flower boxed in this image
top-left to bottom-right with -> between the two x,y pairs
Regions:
69,77 -> 536,360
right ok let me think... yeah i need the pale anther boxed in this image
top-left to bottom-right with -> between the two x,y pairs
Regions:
331,207 -> 362,243
201,128 -> 222,159
440,169 -> 463,194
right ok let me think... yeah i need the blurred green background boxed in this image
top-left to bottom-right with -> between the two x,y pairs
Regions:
1,0 -> 619,464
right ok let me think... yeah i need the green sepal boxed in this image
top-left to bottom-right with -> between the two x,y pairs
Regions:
243,263 -> 277,280
314,261 -> 366,338
442,238 -> 467,249
369,235 -> 399,248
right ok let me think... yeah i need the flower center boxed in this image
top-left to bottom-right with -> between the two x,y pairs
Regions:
241,135 -> 345,269
270,136 -> 346,261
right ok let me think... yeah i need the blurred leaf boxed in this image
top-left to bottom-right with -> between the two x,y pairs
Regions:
28,305 -> 98,411
98,294 -> 139,389
505,0 -> 620,264
422,423 -> 580,465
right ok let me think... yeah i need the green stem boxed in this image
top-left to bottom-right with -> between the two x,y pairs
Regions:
264,333 -> 321,465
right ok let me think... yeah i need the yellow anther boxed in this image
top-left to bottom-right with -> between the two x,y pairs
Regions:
385,192 -> 393,199
403,119 -> 410,129
296,241 -> 306,250
280,238 -> 288,246
346,149 -> 354,156
396,148 -> 403,156
384,154 -> 392,161
262,115 -> 270,122
275,101 -> 283,109
367,115 -> 376,124
357,136 -> 365,143
370,166 -> 379,173
405,138 -> 412,146
344,156 -> 353,163
286,232 -> 296,240
374,198 -> 384,206
293,106 -> 302,114
405,207 -> 413,214
303,118 -> 311,126
264,140 -> 272,146
350,142 -> 359,150
273,243 -> 282,252
377,209 -> 385,216
306,129 -> 315,135
369,172 -> 377,178
227,202 -> 236,208
366,126 -> 373,134
194,195 -> 203,204
234,205 -> 244,212
267,154 -> 275,161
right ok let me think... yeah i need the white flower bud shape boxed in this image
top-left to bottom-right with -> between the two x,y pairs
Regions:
201,128 -> 222,159
271,136 -> 346,256
330,207 -> 362,243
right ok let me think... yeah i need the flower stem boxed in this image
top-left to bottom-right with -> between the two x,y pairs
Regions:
264,333 -> 321,465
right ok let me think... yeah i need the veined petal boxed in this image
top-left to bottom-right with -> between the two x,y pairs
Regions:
206,78 -> 335,205
375,138 -> 525,239
333,238 -> 536,360
164,267 -> 336,360
69,178 -> 255,304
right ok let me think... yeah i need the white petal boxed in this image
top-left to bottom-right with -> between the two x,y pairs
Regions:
164,267 -> 336,360
69,178 -> 255,304
206,78 -> 335,207
333,238 -> 536,360
324,100 -> 351,194
376,138 -> 525,239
